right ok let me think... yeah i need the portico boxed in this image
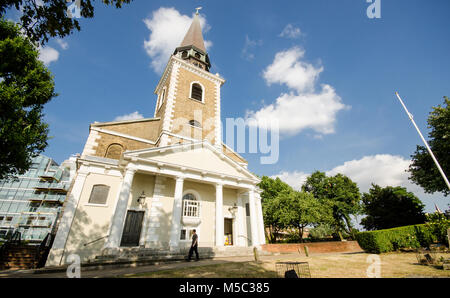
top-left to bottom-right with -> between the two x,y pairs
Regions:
103,141 -> 263,254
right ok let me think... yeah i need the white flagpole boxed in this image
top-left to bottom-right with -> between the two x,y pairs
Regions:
395,92 -> 450,192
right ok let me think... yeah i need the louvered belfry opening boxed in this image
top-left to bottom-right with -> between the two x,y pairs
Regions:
191,83 -> 203,101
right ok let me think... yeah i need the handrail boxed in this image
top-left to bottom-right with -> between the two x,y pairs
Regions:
83,235 -> 109,247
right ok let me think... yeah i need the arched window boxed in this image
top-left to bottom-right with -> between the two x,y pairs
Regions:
190,83 -> 203,102
188,120 -> 201,128
88,184 -> 110,205
182,193 -> 199,217
183,193 -> 196,201
105,143 -> 124,159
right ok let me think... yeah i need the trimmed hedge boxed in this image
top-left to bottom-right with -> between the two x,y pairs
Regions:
355,221 -> 450,254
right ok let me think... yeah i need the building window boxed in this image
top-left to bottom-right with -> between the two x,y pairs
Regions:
88,184 -> 110,205
181,51 -> 188,59
180,229 -> 186,240
245,203 -> 250,216
105,143 -> 124,159
158,87 -> 166,110
190,83 -> 203,102
180,228 -> 197,241
195,53 -> 201,59
188,120 -> 201,128
182,193 -> 199,217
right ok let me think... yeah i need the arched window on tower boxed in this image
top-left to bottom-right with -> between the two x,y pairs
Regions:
190,83 -> 203,102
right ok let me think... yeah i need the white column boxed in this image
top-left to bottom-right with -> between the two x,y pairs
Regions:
236,195 -> 246,247
255,194 -> 265,245
248,188 -> 259,247
104,167 -> 136,250
215,183 -> 224,246
169,176 -> 184,249
46,170 -> 88,266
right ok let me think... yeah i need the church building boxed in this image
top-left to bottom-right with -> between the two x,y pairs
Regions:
46,11 -> 265,266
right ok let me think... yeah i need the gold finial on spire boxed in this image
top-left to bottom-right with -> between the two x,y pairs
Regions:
195,7 -> 202,15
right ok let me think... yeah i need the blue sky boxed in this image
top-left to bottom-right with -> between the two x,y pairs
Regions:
7,0 -> 450,213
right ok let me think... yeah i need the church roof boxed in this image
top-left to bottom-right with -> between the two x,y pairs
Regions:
179,13 -> 207,53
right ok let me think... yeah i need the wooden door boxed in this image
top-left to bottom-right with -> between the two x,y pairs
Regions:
120,210 -> 144,247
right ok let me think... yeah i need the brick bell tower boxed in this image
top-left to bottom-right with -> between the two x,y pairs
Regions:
153,9 -> 225,149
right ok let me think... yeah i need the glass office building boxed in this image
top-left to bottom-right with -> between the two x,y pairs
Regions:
0,155 -> 75,243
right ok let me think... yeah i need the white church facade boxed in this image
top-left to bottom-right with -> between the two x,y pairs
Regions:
46,12 -> 265,266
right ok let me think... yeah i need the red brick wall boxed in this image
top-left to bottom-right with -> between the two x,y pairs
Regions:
261,241 -> 362,254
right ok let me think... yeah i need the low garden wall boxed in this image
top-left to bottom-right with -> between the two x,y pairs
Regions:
261,240 -> 362,254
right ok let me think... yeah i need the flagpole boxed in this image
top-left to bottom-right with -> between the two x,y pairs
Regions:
395,92 -> 450,191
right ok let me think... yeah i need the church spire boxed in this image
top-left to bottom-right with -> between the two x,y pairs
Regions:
174,8 -> 211,71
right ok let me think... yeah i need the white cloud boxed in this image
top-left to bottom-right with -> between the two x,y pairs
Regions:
326,154 -> 412,193
247,47 -> 348,136
114,111 -> 144,122
263,47 -> 322,93
56,39 -> 69,50
279,24 -> 302,39
241,35 -> 263,61
271,170 -> 309,191
247,85 -> 346,136
143,7 -> 212,73
38,46 -> 59,65
274,154 -> 447,212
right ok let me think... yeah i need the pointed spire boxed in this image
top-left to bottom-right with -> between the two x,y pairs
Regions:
179,11 -> 207,53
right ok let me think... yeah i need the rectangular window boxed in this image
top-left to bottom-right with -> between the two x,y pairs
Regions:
245,203 -> 250,216
180,229 -> 186,240
88,185 -> 110,205
183,200 -> 199,217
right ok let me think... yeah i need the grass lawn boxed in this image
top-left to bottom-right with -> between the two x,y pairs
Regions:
121,252 -> 450,278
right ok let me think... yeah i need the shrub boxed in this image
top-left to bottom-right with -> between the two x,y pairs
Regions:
356,221 -> 450,254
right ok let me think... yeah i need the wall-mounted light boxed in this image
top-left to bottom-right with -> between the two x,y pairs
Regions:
137,191 -> 146,206
228,203 -> 238,215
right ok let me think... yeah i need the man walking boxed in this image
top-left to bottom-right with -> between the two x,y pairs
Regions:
188,229 -> 199,261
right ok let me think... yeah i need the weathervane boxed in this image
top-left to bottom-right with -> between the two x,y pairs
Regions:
195,7 -> 202,15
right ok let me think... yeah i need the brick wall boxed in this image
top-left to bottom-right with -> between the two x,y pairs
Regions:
261,241 -> 362,254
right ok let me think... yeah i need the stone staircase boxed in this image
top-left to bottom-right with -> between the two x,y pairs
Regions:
89,246 -> 271,265
0,244 -> 45,270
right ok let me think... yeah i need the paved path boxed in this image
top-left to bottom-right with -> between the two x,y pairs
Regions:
0,252 -> 364,278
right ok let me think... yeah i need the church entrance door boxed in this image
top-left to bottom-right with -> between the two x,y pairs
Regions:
120,210 -> 144,247
224,218 -> 233,246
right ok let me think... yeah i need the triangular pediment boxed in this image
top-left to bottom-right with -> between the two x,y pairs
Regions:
125,141 -> 257,181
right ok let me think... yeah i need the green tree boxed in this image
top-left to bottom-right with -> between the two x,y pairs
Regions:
0,0 -> 132,45
302,171 -> 361,238
0,19 -> 56,179
258,176 -> 293,243
361,184 -> 426,230
408,96 -> 450,196
277,191 -> 323,242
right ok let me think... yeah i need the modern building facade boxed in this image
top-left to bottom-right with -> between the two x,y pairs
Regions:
46,11 -> 265,266
0,155 -> 75,244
